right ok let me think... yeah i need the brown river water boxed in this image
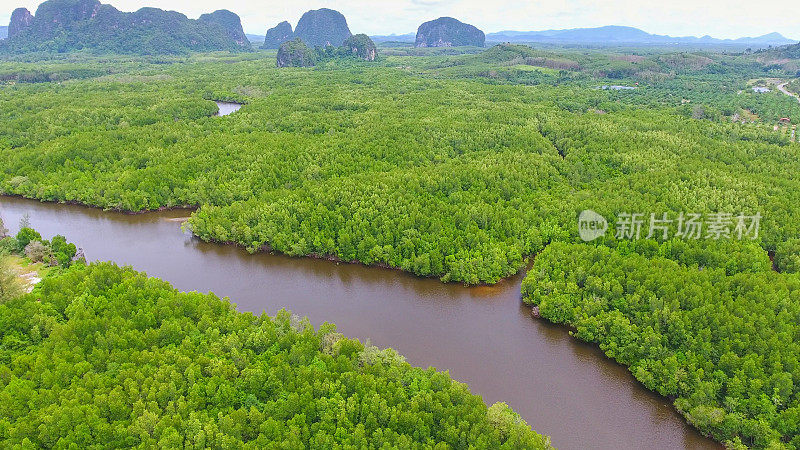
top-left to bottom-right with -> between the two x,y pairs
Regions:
0,196 -> 719,449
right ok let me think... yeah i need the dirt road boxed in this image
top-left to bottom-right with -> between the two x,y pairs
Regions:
777,82 -> 800,104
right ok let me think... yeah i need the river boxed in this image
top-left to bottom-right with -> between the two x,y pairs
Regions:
0,196 -> 719,449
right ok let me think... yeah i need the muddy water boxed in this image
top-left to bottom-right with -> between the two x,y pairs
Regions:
0,196 -> 718,449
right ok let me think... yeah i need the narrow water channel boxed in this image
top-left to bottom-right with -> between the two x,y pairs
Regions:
0,196 -> 719,449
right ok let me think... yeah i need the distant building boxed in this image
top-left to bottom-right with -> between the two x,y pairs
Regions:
752,86 -> 770,93
779,117 -> 791,124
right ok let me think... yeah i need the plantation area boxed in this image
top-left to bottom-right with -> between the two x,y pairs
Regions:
1,48 -> 799,284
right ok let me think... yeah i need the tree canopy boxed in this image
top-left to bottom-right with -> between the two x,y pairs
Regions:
0,262 -> 551,448
524,242 -> 800,448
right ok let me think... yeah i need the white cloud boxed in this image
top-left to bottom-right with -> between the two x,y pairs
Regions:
1,0 -> 798,40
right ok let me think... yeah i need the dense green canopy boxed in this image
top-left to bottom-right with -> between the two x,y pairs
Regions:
0,49 -> 798,284
1,34 -> 800,449
524,242 -> 800,448
0,262 -> 551,448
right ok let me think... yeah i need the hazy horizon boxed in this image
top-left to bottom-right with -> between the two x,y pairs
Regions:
1,0 -> 799,41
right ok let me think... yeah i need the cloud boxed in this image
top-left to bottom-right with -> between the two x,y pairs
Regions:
1,0 -> 798,40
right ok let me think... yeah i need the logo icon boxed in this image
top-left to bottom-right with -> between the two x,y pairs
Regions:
578,210 -> 608,242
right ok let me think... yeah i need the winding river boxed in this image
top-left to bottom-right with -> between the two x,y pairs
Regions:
0,196 -> 718,449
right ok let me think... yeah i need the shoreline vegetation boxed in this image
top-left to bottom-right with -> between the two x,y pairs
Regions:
0,193 -> 200,216
1,193 -> 536,286
3,193 -> 535,287
524,243 -> 800,448
0,195 -> 777,448
1,194 -> 536,288
2,52 -> 799,285
0,225 -> 553,448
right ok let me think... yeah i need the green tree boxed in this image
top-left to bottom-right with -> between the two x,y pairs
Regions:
0,256 -> 23,303
14,228 -> 41,253
0,262 -> 552,448
775,239 -> 800,273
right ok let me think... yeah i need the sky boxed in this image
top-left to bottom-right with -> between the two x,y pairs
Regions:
1,0 -> 799,40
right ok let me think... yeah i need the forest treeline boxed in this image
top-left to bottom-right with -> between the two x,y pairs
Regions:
0,261 -> 551,448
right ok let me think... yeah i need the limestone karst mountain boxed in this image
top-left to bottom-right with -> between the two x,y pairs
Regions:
2,0 -> 249,54
415,17 -> 485,48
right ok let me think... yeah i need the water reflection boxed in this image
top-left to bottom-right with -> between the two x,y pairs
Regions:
215,101 -> 242,116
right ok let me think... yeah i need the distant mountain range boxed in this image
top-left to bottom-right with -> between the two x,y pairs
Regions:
5,2 -> 797,53
488,26 -> 796,47
2,0 -> 251,54
246,33 -> 264,44
371,33 -> 416,43
371,25 -> 796,48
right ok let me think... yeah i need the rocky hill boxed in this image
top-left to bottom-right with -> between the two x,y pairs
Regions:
263,21 -> 293,49
276,34 -> 378,67
198,9 -> 250,48
293,8 -> 352,48
342,34 -> 377,61
276,38 -> 315,67
8,8 -> 33,39
415,17 -> 485,48
2,0 -> 250,54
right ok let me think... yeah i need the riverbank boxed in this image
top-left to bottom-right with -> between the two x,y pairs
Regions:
0,192 -> 198,216
2,194 -> 530,286
0,195 -> 719,448
193,230 -> 535,288
6,255 -> 46,293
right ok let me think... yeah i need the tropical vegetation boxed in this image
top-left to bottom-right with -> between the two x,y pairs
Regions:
2,40 -> 800,447
523,242 -> 800,448
0,259 -> 551,448
0,48 -> 798,284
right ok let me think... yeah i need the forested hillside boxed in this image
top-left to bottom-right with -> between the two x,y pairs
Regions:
0,261 -> 551,448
